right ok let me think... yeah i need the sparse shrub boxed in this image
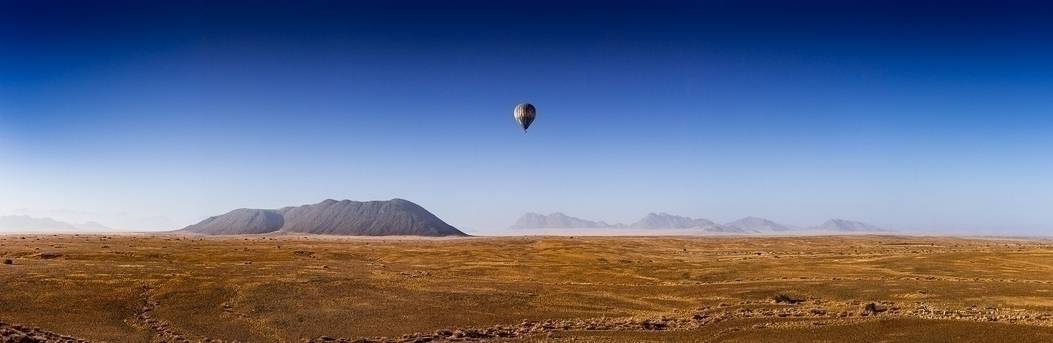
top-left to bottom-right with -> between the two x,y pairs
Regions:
36,252 -> 62,259
639,319 -> 668,330
2,259 -> 12,265
773,293 -> 804,304
863,302 -> 885,315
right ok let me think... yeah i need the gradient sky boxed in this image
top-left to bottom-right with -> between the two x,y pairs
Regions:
2,1 -> 1052,234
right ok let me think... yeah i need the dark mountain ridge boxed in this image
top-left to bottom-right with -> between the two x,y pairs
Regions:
182,199 -> 465,236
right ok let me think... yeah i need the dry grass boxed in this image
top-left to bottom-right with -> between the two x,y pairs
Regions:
2,234 -> 1053,342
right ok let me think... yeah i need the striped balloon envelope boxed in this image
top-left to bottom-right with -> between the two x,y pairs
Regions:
513,103 -> 536,133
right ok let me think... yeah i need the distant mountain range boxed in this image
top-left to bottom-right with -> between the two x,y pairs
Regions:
2,206 -> 887,236
183,199 -> 466,236
814,218 -> 887,232
629,213 -> 746,232
509,213 -> 887,233
510,212 -> 624,229
725,216 -> 793,232
0,215 -> 112,232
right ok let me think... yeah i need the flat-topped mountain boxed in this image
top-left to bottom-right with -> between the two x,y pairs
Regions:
182,199 -> 465,236
280,199 -> 464,236
510,212 -> 620,229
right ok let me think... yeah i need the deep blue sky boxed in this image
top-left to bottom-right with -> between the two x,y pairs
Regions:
2,1 -> 1052,234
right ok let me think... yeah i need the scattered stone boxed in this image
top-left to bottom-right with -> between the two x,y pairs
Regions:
863,303 -> 886,315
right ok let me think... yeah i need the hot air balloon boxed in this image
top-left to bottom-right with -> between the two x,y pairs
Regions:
513,103 -> 536,133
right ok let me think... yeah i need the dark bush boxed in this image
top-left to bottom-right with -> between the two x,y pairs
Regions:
773,293 -> 804,304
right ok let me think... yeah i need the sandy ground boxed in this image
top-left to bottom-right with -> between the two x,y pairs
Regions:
2,234 -> 1053,342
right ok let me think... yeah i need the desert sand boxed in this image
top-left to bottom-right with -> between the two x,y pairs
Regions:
3,234 -> 1053,342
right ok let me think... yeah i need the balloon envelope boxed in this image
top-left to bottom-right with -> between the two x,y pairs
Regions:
514,103 -> 536,132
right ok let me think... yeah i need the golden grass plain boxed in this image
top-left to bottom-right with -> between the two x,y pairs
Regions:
3,234 -> 1053,342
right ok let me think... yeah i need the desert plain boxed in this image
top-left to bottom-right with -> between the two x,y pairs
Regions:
3,234 -> 1053,342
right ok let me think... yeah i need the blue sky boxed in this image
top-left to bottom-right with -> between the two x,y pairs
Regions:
2,1 -> 1052,234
